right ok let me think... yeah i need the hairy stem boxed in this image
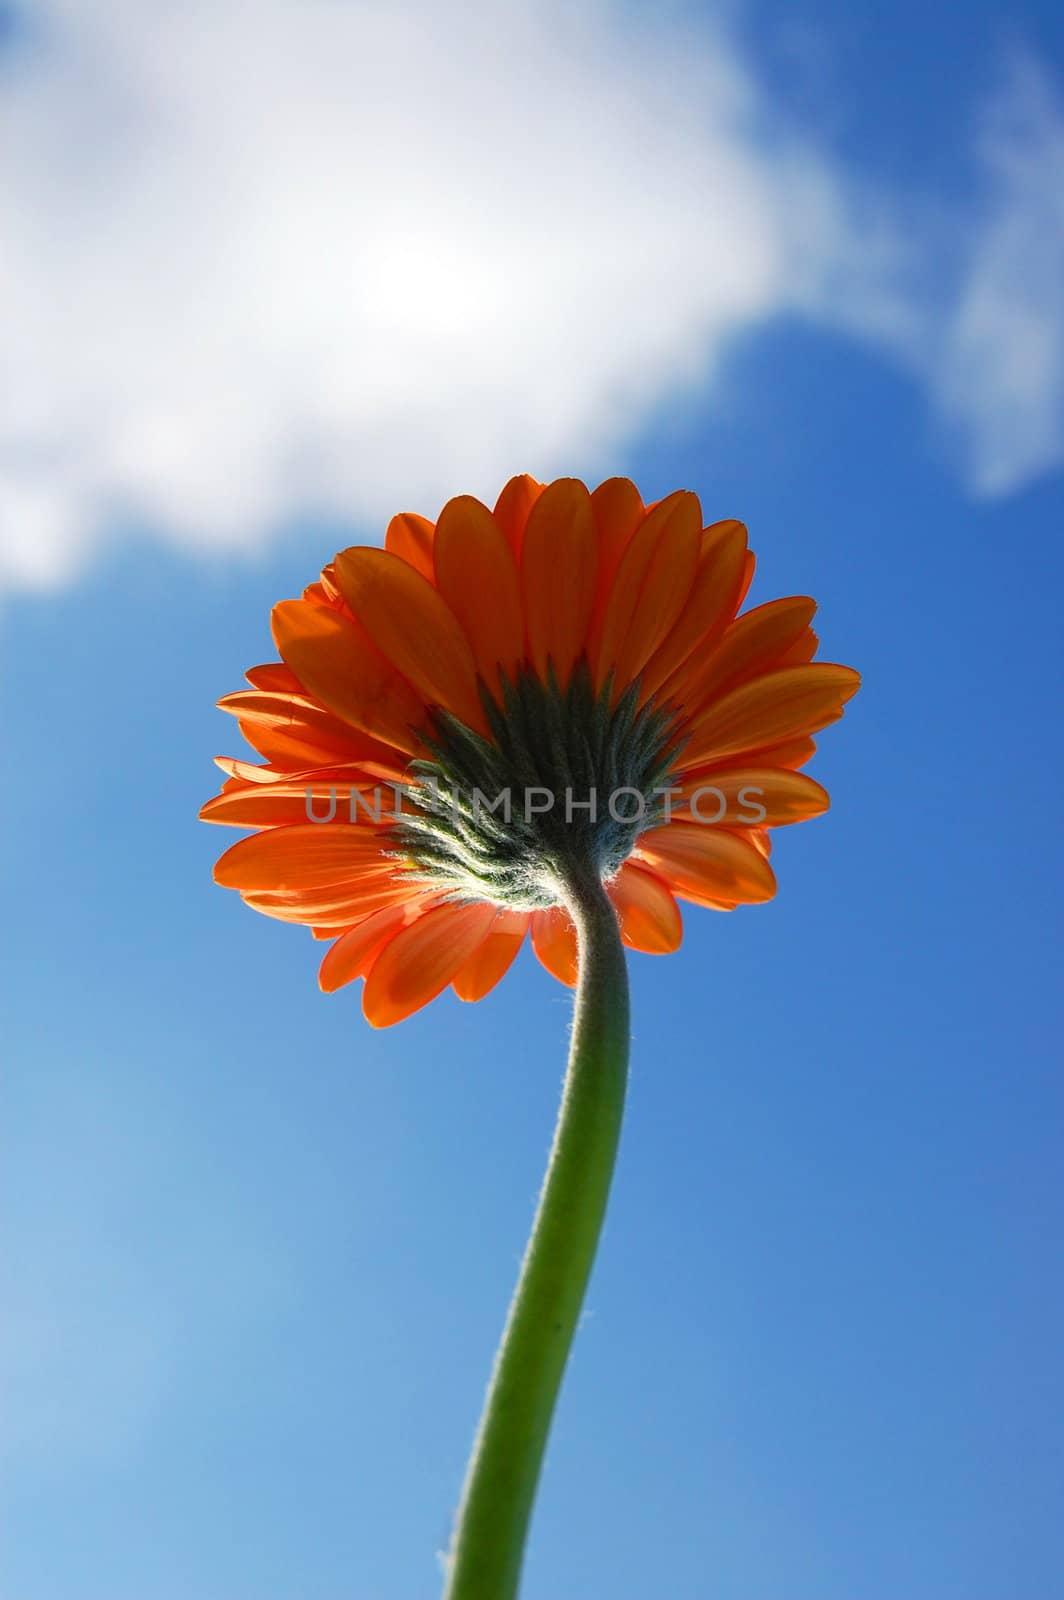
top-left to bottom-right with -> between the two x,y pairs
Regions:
443,871 -> 631,1600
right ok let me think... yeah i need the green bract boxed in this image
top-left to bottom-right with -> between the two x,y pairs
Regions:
392,662 -> 683,908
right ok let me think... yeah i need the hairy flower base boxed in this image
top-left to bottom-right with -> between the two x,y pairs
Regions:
393,664 -> 680,908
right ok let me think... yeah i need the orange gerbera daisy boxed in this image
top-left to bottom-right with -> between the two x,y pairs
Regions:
202,476 -> 859,1026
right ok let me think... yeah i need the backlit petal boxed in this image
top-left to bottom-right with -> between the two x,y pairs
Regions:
682,664 -> 861,768
213,755 -> 281,784
521,479 -> 598,688
669,767 -> 829,826
679,734 -> 818,775
334,546 -> 487,733
530,905 -> 579,986
319,898 -> 436,993
235,717 -> 375,771
776,627 -> 818,667
271,600 -> 426,754
737,550 -> 756,608
219,689 -> 354,746
434,495 -> 524,694
589,490 -> 701,692
608,862 -> 682,953
246,875 -> 418,926
214,823 -> 386,891
245,662 -> 302,693
642,521 -> 749,705
636,821 -> 777,906
385,512 -> 436,582
199,778 -> 391,828
362,901 -> 498,1026
493,474 -> 544,562
589,477 -> 645,603
688,596 -> 817,705
452,910 -> 528,1001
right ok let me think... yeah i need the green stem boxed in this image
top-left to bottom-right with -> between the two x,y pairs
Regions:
444,870 -> 631,1600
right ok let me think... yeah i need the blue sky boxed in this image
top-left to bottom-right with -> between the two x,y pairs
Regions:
3,3 -> 1063,1598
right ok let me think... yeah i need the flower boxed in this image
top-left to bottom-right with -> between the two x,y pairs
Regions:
202,476 -> 859,1026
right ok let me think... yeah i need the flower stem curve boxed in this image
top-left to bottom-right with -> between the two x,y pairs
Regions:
444,869 -> 631,1600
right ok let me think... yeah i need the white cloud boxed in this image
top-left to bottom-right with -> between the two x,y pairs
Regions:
925,53 -> 1064,496
0,0 -> 874,589
0,3 -> 1061,592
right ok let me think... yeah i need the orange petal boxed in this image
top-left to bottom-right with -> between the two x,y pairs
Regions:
235,716 -> 385,772
319,898 -> 436,993
520,478 -> 598,688
673,734 -> 817,776
385,512 -> 436,582
668,767 -> 829,826
737,549 -> 756,608
641,521 -> 749,706
433,494 -> 524,695
203,790 -> 344,829
684,732 -> 816,771
246,862 -> 405,906
245,875 -> 418,927
213,823 -> 387,891
216,754 -> 404,787
688,596 -> 817,705
589,490 -> 701,693
530,904 -> 579,986
213,755 -> 284,784
222,692 -> 383,770
199,778 -> 392,828
776,627 -> 818,667
362,900 -> 498,1026
271,599 -> 427,755
219,700 -> 406,787
333,546 -> 487,733
753,736 -> 818,770
247,866 -> 408,912
255,758 -> 397,785
219,689 -> 355,746
589,477 -> 646,604
608,862 -> 682,953
452,910 -> 528,1001
682,664 -> 861,768
493,474 -> 544,562
245,662 -> 302,693
636,821 -> 777,906
311,564 -> 347,608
